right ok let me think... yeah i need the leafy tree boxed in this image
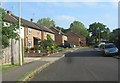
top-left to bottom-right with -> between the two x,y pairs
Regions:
39,34 -> 55,51
37,17 -> 55,28
0,8 -> 19,48
109,28 -> 120,52
55,26 -> 70,33
70,20 -> 89,37
88,22 -> 110,44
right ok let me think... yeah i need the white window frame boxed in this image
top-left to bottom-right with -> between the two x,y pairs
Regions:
28,40 -> 32,47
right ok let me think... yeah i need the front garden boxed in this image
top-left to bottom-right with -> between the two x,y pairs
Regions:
24,34 -> 64,57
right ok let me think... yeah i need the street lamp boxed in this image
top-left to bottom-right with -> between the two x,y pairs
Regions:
98,27 -> 100,44
19,1 -> 23,66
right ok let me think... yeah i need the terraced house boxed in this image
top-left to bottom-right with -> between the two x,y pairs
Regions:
5,11 -> 55,49
66,30 -> 86,47
49,26 -> 67,45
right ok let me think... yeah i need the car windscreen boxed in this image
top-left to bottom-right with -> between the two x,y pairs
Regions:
105,44 -> 115,48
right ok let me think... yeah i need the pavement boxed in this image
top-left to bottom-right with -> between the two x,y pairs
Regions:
2,47 -> 79,82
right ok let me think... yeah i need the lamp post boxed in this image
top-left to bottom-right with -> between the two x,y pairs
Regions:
98,27 -> 100,44
19,1 -> 23,66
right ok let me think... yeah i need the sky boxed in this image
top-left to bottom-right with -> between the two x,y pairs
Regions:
1,1 -> 118,31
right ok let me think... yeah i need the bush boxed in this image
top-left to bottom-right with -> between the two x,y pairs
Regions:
24,46 -> 28,52
34,45 -> 39,50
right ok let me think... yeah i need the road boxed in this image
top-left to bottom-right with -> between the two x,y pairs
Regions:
31,47 -> 118,81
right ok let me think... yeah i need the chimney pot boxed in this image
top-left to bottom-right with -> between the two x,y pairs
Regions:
7,11 -> 12,15
30,18 -> 33,22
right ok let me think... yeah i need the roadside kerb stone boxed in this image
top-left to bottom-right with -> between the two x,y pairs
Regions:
21,55 -> 64,81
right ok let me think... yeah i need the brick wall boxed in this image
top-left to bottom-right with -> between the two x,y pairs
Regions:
55,35 -> 62,45
66,32 -> 80,46
24,27 -> 42,48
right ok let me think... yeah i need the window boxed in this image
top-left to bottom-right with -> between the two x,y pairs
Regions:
28,40 -> 32,46
28,28 -> 32,34
4,22 -> 10,27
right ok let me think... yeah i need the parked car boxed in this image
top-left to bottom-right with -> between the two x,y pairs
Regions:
100,43 -> 119,56
59,42 -> 71,48
94,44 -> 99,48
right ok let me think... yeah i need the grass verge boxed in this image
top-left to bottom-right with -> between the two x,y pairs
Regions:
0,64 -> 19,71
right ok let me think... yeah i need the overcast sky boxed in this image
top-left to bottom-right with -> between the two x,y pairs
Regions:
1,1 -> 118,31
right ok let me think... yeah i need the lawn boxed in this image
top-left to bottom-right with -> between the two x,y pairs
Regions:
0,64 -> 18,71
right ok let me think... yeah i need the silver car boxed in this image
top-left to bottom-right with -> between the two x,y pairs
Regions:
100,43 -> 119,56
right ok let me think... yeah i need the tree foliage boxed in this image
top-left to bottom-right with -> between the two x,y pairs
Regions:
70,20 -> 89,37
88,22 -> 110,44
1,8 -> 19,48
109,28 -> 120,43
37,17 -> 55,28
39,34 -> 56,51
55,26 -> 70,33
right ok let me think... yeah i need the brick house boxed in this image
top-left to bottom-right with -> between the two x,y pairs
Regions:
12,15 -> 55,48
65,30 -> 86,46
49,26 -> 67,45
21,20 -> 55,49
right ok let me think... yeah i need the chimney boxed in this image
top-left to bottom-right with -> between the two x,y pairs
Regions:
30,18 -> 33,22
7,11 -> 12,15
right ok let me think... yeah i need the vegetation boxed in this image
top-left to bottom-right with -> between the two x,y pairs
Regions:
37,17 -> 55,28
38,34 -> 64,55
70,20 -> 89,37
55,26 -> 70,33
0,8 -> 19,48
88,22 -> 110,45
109,28 -> 120,51
0,64 -> 18,71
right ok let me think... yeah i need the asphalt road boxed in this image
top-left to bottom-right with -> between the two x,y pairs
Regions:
31,47 -> 118,81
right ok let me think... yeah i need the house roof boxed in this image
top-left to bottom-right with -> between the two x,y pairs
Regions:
12,15 -> 43,31
4,13 -> 54,34
49,26 -> 65,35
42,26 -> 55,34
34,23 -> 54,34
66,30 -> 80,38
3,14 -> 18,23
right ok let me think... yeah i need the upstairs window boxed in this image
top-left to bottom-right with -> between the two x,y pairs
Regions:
28,28 -> 32,34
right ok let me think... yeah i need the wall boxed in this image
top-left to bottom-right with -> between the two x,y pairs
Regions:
42,32 -> 55,41
55,35 -> 62,45
24,27 -> 42,48
2,39 -> 19,64
67,36 -> 80,46
62,35 -> 67,43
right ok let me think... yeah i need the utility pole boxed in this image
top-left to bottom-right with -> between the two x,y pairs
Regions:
19,1 -> 23,66
98,27 -> 100,44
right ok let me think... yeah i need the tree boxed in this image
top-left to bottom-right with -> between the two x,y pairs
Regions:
37,17 -> 55,28
70,20 -> 89,37
39,34 -> 57,54
88,22 -> 110,44
109,28 -> 120,53
55,26 -> 70,33
1,8 -> 19,48
1,8 -> 20,65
